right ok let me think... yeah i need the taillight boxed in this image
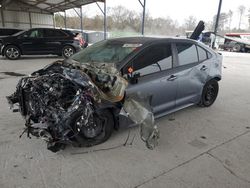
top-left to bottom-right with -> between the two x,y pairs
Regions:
79,38 -> 84,46
74,37 -> 84,46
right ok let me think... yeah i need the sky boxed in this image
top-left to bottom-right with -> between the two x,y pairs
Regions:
79,0 -> 250,29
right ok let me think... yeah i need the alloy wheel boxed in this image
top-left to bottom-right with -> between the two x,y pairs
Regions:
63,47 -> 74,57
6,48 -> 20,59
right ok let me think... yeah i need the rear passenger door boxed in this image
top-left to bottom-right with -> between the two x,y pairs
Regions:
43,29 -> 68,54
174,42 -> 211,108
125,43 -> 178,116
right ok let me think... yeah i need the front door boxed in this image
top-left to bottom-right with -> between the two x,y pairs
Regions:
124,43 -> 178,117
20,29 -> 45,54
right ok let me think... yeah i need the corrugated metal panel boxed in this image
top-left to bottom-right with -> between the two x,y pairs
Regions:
4,11 -> 29,23
87,32 -> 105,43
32,24 -> 53,28
31,13 -> 53,26
5,23 -> 30,29
2,10 -> 53,29
0,11 -> 2,27
0,11 -> 2,22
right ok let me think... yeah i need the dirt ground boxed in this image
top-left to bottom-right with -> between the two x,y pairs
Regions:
0,52 -> 250,188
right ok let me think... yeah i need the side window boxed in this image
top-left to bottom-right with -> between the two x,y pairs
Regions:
44,29 -> 67,37
197,46 -> 207,62
132,44 -> 173,76
176,43 -> 198,66
28,29 -> 43,38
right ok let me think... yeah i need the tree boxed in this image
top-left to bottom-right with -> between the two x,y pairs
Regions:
54,13 -> 65,28
248,9 -> 250,30
213,13 -> 228,32
107,6 -> 141,32
228,10 -> 233,31
183,16 -> 197,30
238,5 -> 246,30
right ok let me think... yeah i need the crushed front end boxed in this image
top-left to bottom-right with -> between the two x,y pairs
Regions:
7,61 -> 159,152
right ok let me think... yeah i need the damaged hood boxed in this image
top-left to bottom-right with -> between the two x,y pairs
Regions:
32,60 -> 128,103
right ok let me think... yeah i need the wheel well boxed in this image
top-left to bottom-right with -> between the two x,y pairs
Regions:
3,44 -> 22,55
63,45 -> 76,51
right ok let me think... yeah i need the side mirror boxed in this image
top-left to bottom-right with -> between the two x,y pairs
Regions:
129,72 -> 140,84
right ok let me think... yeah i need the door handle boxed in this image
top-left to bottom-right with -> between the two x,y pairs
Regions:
200,65 -> 208,71
167,75 -> 177,81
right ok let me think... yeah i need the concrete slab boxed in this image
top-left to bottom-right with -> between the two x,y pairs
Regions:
139,154 -> 250,188
0,52 -> 250,188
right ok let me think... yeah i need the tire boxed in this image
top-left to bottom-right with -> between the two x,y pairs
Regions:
232,44 -> 241,52
62,45 -> 75,58
70,108 -> 114,147
199,79 -> 219,107
4,45 -> 21,60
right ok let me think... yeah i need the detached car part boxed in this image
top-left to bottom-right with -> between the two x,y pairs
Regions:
7,61 -> 159,152
189,20 -> 205,40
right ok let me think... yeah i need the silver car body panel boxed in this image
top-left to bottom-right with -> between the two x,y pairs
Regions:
122,39 -> 222,120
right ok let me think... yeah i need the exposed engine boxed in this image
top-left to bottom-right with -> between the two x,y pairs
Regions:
7,61 -> 159,152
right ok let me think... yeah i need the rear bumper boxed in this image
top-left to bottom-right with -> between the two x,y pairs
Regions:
74,45 -> 82,52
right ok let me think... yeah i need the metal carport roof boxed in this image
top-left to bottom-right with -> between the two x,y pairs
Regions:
0,0 -> 104,13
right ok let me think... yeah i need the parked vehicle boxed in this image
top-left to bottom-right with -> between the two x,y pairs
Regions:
219,41 -> 242,52
0,28 -> 85,60
0,28 -> 23,37
219,33 -> 250,52
7,37 -> 222,152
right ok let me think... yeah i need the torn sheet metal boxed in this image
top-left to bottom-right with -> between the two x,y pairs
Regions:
122,94 -> 159,150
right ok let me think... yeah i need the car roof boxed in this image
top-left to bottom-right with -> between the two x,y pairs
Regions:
28,28 -> 71,32
107,36 -> 197,46
111,36 -> 213,69
25,28 -> 74,35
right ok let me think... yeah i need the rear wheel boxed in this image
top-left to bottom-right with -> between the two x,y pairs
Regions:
199,79 -> 219,107
4,45 -> 21,60
62,45 -> 75,58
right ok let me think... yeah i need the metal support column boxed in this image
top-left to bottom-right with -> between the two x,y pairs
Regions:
213,0 -> 223,48
64,10 -> 67,29
1,7 -> 5,27
138,0 -> 146,35
73,7 -> 83,32
52,13 -> 56,28
80,6 -> 83,33
104,0 -> 107,39
28,12 -> 32,28
96,1 -> 107,39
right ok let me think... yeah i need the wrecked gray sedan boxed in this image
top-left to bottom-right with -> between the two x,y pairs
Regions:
7,37 -> 222,152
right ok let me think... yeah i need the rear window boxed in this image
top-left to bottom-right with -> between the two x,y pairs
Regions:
176,43 -> 198,66
197,46 -> 207,62
44,29 -> 67,37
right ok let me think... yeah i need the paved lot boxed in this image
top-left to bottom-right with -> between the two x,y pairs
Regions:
0,52 -> 250,188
